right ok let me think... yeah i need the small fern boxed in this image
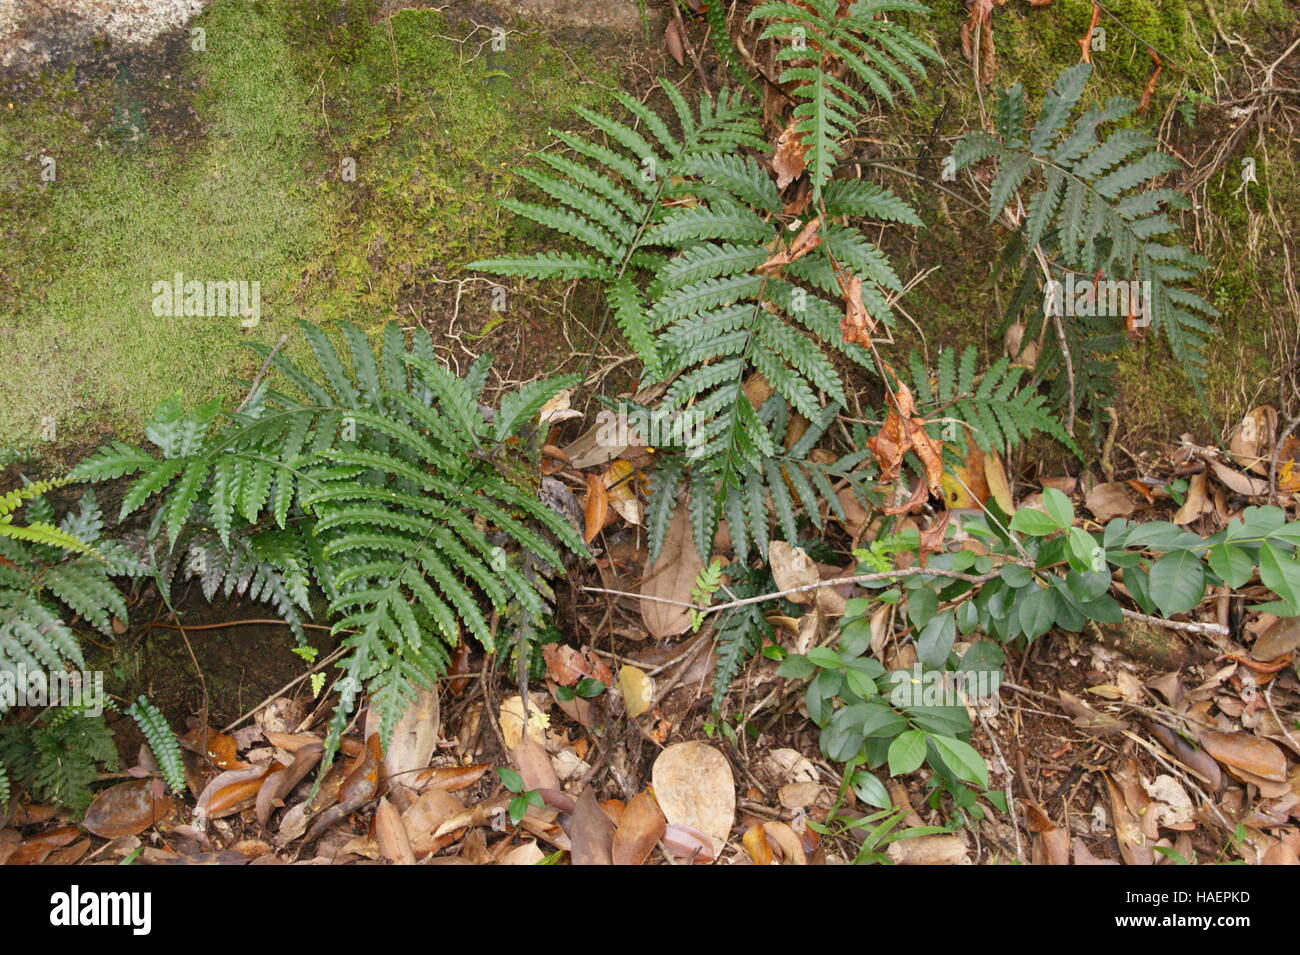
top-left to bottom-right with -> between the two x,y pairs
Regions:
126,695 -> 185,795
0,708 -> 119,812
709,575 -> 774,717
908,346 -> 1080,456
954,63 -> 1218,406
475,81 -> 918,561
74,321 -> 588,779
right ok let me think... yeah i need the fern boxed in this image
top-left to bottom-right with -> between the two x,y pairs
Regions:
0,708 -> 119,812
703,0 -> 761,95
709,575 -> 775,717
748,0 -> 939,197
126,695 -> 185,795
0,490 -> 144,690
0,478 -> 109,558
74,321 -> 588,779
908,346 -> 1081,456
476,83 -> 917,561
954,63 -> 1218,407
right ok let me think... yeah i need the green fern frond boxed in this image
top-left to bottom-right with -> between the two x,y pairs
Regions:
955,63 -> 1218,409
127,696 -> 185,795
749,0 -> 937,197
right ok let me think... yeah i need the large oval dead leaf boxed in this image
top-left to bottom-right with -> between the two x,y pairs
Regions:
375,797 -> 415,865
83,780 -> 176,838
1200,731 -> 1288,782
1253,617 -> 1300,661
640,505 -> 703,638
1085,482 -> 1137,521
651,741 -> 735,855
366,687 -> 440,793
583,472 -> 609,544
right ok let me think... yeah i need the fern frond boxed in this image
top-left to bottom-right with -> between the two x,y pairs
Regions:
127,696 -> 185,795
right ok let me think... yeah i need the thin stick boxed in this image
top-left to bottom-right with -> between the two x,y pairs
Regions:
236,333 -> 290,413
220,645 -> 349,734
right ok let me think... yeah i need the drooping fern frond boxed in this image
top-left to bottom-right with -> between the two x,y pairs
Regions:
0,490 -> 144,688
470,79 -> 768,377
748,0 -> 939,197
954,63 -> 1218,401
709,573 -> 775,717
126,695 -> 185,795
907,346 -> 1081,457
702,0 -> 761,94
74,321 -> 590,781
0,478 -> 108,559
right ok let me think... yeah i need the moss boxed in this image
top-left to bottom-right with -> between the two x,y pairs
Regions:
0,0 -> 322,451
0,0 -> 616,457
287,4 -> 614,330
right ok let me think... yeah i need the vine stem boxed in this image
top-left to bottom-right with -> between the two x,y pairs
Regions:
584,567 -> 1229,635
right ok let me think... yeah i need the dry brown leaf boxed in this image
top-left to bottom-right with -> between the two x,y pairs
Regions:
1252,617 -> 1300,662
640,504 -> 703,638
1103,772 -> 1154,865
498,840 -> 545,865
512,739 -> 561,795
1073,837 -> 1120,865
660,822 -> 716,863
402,789 -> 463,857
742,824 -> 775,865
1173,471 -> 1213,525
887,834 -> 970,864
612,791 -> 667,865
759,216 -> 822,272
652,741 -> 736,855
1208,459 -> 1270,496
1200,731 -> 1288,782
867,370 -> 945,501
367,686 -> 440,797
567,787 -> 615,865
83,781 -> 176,839
375,797 -> 415,865
768,540 -> 819,603
771,119 -> 808,190
1228,405 -> 1277,474
1058,689 -> 1130,736
984,451 -> 1015,514
583,471 -> 609,544
605,459 -> 643,526
499,694 -> 550,749
1032,828 -> 1071,865
1085,482 -> 1137,521
834,268 -> 876,346
663,17 -> 685,65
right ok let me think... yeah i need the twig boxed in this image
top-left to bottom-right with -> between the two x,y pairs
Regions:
1119,608 -> 1228,636
220,645 -> 349,734
236,333 -> 290,413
